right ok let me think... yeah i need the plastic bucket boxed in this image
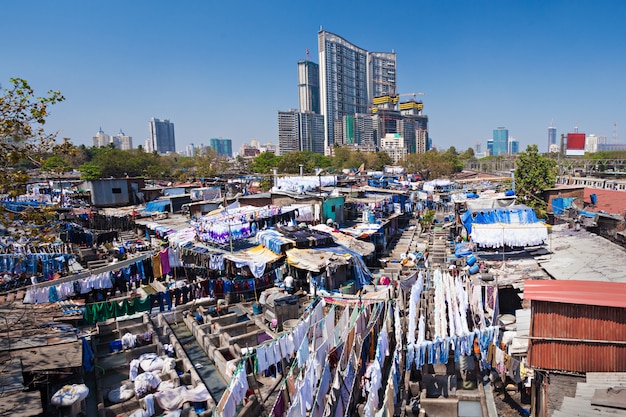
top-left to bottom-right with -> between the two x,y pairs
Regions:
469,264 -> 479,275
466,255 -> 477,266
368,213 -> 376,223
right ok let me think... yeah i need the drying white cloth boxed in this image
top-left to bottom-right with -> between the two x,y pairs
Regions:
130,359 -> 140,381
323,305 -> 335,343
161,357 -> 177,374
417,316 -> 425,345
134,372 -> 161,398
140,354 -> 165,373
363,361 -> 382,417
471,284 -> 486,330
122,332 -> 137,349
296,333 -> 309,367
231,367 -> 249,404
154,385 -> 212,412
471,223 -> 548,248
433,270 -> 447,339
256,345 -> 269,373
108,383 -> 135,403
455,276 -> 471,335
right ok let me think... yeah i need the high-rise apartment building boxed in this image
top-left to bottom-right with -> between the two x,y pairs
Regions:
508,137 -> 519,154
298,60 -> 320,114
368,52 -> 397,99
92,127 -> 110,148
319,30 -> 396,154
492,127 -> 509,156
278,111 -> 300,155
148,118 -> 176,154
300,112 -> 325,154
112,129 -> 133,150
209,138 -> 233,158
416,130 -> 429,154
277,110 -> 324,155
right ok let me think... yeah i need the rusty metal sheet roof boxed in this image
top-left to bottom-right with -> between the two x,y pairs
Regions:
524,280 -> 626,309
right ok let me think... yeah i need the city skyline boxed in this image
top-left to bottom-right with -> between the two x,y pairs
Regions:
3,1 -> 626,155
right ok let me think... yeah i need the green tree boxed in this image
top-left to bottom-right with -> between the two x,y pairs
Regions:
460,147 -> 475,160
401,150 -> 456,179
78,162 -> 103,180
42,155 -> 71,175
250,151 -> 282,174
0,78 -> 65,195
514,144 -> 557,217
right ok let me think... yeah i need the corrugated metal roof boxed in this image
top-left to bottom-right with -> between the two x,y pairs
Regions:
524,280 -> 626,309
528,300 -> 626,372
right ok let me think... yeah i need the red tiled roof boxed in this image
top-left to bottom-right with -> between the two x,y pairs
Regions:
584,188 -> 626,215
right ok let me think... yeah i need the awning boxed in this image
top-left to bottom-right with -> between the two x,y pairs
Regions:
223,245 -> 284,278
286,248 -> 350,273
311,224 -> 375,257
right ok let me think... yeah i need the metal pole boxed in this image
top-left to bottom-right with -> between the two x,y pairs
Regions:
228,223 -> 233,253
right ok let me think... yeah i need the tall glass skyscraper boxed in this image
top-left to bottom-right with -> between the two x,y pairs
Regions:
209,138 -> 233,158
318,30 -> 396,154
148,118 -> 175,154
298,60 -> 320,114
492,127 -> 509,156
548,125 -> 557,150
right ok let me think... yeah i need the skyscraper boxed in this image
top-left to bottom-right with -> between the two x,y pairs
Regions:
148,118 -> 176,154
92,127 -> 110,148
318,30 -> 396,154
112,129 -> 133,150
368,52 -> 397,99
508,137 -> 519,154
278,111 -> 300,155
209,138 -> 233,158
277,110 -> 324,155
300,112 -> 325,154
492,127 -> 509,156
298,60 -> 320,114
548,125 -> 557,151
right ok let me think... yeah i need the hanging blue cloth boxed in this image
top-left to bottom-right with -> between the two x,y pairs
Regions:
82,337 -> 94,372
48,285 -> 59,303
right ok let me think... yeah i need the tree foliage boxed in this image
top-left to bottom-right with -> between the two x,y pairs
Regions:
401,149 -> 461,179
250,151 -> 282,174
514,144 -> 557,216
0,78 -> 65,195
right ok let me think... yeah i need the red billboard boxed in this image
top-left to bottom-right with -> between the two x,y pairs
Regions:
567,133 -> 585,150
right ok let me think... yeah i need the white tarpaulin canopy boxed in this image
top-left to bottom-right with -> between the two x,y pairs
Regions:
471,223 -> 548,248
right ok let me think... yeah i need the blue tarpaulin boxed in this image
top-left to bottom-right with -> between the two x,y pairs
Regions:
552,197 -> 575,215
461,205 -> 539,234
143,200 -> 170,213
454,242 -> 473,258
1,200 -> 48,212
312,245 -> 373,289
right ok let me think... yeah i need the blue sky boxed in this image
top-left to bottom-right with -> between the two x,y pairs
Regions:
3,1 -> 626,154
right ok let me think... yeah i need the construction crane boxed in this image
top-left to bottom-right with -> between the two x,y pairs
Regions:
398,92 -> 425,100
